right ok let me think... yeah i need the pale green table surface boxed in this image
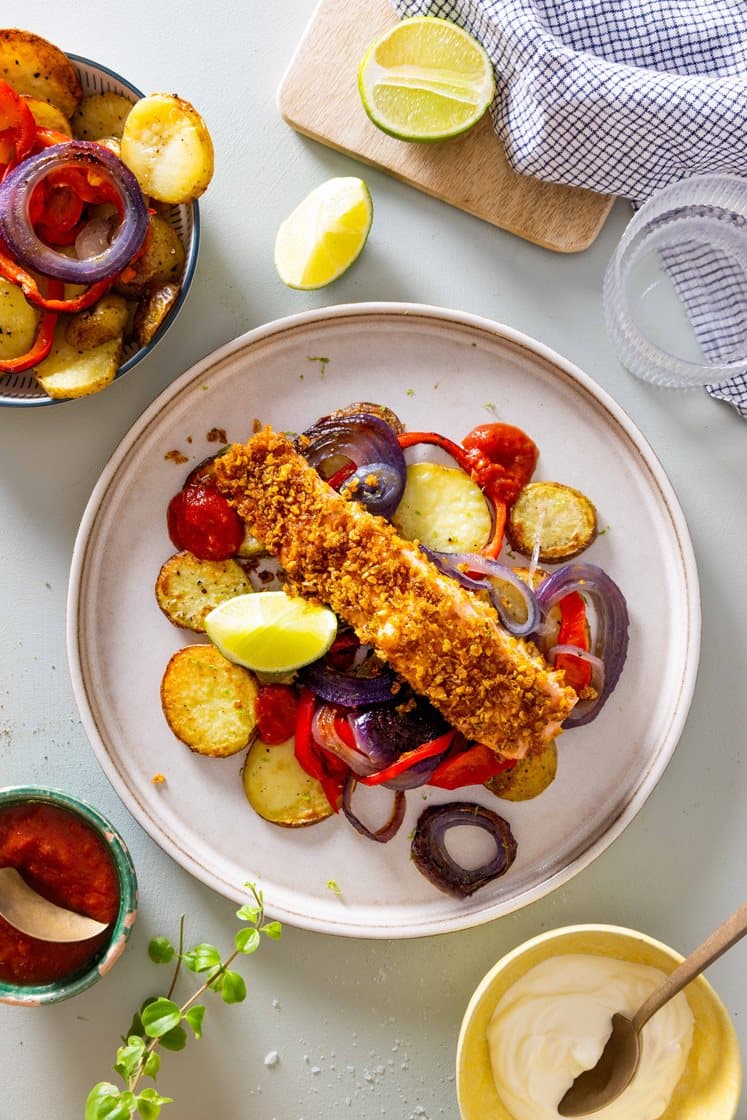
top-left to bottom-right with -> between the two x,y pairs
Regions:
1,3 -> 745,1118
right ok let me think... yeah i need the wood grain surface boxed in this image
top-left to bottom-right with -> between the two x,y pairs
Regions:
277,0 -> 615,252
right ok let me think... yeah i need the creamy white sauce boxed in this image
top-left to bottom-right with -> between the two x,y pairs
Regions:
487,954 -> 694,1120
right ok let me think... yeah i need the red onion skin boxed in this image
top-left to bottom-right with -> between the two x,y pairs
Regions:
341,775 -> 406,843
411,802 -> 518,897
0,142 -> 148,283
535,562 -> 629,727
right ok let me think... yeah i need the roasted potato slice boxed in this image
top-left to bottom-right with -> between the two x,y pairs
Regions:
120,92 -> 214,203
507,481 -> 597,562
71,91 -> 132,141
0,278 -> 39,359
64,294 -> 129,351
22,95 -> 72,135
242,737 -> 333,826
485,739 -> 558,801
327,401 -> 405,433
392,462 -> 492,553
156,552 -> 252,632
161,645 -> 258,757
133,281 -> 180,348
34,321 -> 122,399
0,29 -> 82,117
114,215 -> 186,296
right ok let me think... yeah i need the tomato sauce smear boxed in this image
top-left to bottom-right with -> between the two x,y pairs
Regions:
0,802 -> 120,986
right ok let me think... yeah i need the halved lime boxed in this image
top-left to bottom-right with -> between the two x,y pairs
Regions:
358,16 -> 495,142
274,177 -> 373,290
204,591 -> 338,673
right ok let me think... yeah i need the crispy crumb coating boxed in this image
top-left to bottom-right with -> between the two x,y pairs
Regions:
214,429 -> 577,757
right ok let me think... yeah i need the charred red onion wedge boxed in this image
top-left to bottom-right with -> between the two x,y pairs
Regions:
296,411 -> 407,518
535,562 -> 629,727
342,774 -> 406,843
411,802 -> 518,897
349,698 -> 450,789
299,658 -> 398,707
423,547 -> 540,637
311,705 -> 379,777
0,141 -> 148,283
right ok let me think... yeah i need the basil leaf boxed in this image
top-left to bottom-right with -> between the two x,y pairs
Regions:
184,1005 -> 206,1038
234,927 -> 260,954
141,998 -> 182,1039
220,970 -> 247,1004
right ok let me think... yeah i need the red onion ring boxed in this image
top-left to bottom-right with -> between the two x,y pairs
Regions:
535,562 -> 629,727
422,548 -> 540,637
0,142 -> 148,283
341,774 -> 406,843
297,411 -> 406,518
411,802 -> 518,897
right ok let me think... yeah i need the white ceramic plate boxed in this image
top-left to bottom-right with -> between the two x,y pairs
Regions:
0,53 -> 198,408
67,303 -> 700,938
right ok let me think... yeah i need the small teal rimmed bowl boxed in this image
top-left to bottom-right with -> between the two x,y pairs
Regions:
0,786 -> 138,1006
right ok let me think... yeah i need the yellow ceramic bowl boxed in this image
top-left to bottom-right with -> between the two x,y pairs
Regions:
457,924 -> 742,1120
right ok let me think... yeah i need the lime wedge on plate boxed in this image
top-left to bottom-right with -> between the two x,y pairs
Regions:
204,591 -> 338,673
358,16 -> 495,142
274,176 -> 373,289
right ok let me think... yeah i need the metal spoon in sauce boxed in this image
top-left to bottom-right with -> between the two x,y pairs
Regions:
558,901 -> 747,1117
0,867 -> 110,943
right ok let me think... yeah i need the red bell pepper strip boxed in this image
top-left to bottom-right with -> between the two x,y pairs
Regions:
554,591 -> 592,692
0,245 -> 112,311
293,688 -> 345,812
0,81 -> 36,172
359,729 -> 455,787
0,277 -> 63,373
428,741 -> 516,790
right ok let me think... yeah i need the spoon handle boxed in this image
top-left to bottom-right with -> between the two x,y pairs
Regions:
632,901 -> 747,1033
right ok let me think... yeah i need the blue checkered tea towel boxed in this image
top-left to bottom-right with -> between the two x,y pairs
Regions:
390,0 -> 747,416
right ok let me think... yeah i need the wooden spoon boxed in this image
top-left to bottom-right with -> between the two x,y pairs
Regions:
558,901 -> 747,1116
0,867 -> 110,943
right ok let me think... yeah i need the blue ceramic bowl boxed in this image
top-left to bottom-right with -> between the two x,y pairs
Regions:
0,53 -> 199,408
0,786 -> 138,1005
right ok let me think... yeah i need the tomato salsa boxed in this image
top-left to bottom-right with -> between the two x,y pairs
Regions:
0,802 -> 120,986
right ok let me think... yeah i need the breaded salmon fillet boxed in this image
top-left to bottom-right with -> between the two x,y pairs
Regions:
214,429 -> 576,757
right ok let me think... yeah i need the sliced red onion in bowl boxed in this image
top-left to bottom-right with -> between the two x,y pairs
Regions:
296,411 -> 406,518
341,774 -> 406,843
0,142 -> 148,283
423,548 -> 540,637
411,802 -> 518,897
535,562 -> 629,727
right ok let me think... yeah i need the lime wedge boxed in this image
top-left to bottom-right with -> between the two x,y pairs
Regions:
358,16 -> 495,142
204,591 -> 338,673
274,177 -> 373,289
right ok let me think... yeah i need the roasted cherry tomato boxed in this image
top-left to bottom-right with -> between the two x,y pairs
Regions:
166,483 -> 244,560
254,685 -> 298,745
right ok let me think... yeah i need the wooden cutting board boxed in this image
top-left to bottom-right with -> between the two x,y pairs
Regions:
277,0 -> 615,253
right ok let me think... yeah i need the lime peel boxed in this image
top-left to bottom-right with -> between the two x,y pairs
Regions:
204,591 -> 338,673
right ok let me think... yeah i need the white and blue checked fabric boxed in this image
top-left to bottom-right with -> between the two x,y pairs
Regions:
390,0 -> 747,416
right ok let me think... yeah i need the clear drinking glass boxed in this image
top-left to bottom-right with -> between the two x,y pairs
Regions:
603,175 -> 747,388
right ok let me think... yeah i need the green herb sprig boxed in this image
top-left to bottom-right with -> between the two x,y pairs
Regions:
86,883 -> 281,1120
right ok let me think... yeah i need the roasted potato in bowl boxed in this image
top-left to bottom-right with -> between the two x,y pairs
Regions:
0,32 -> 205,406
